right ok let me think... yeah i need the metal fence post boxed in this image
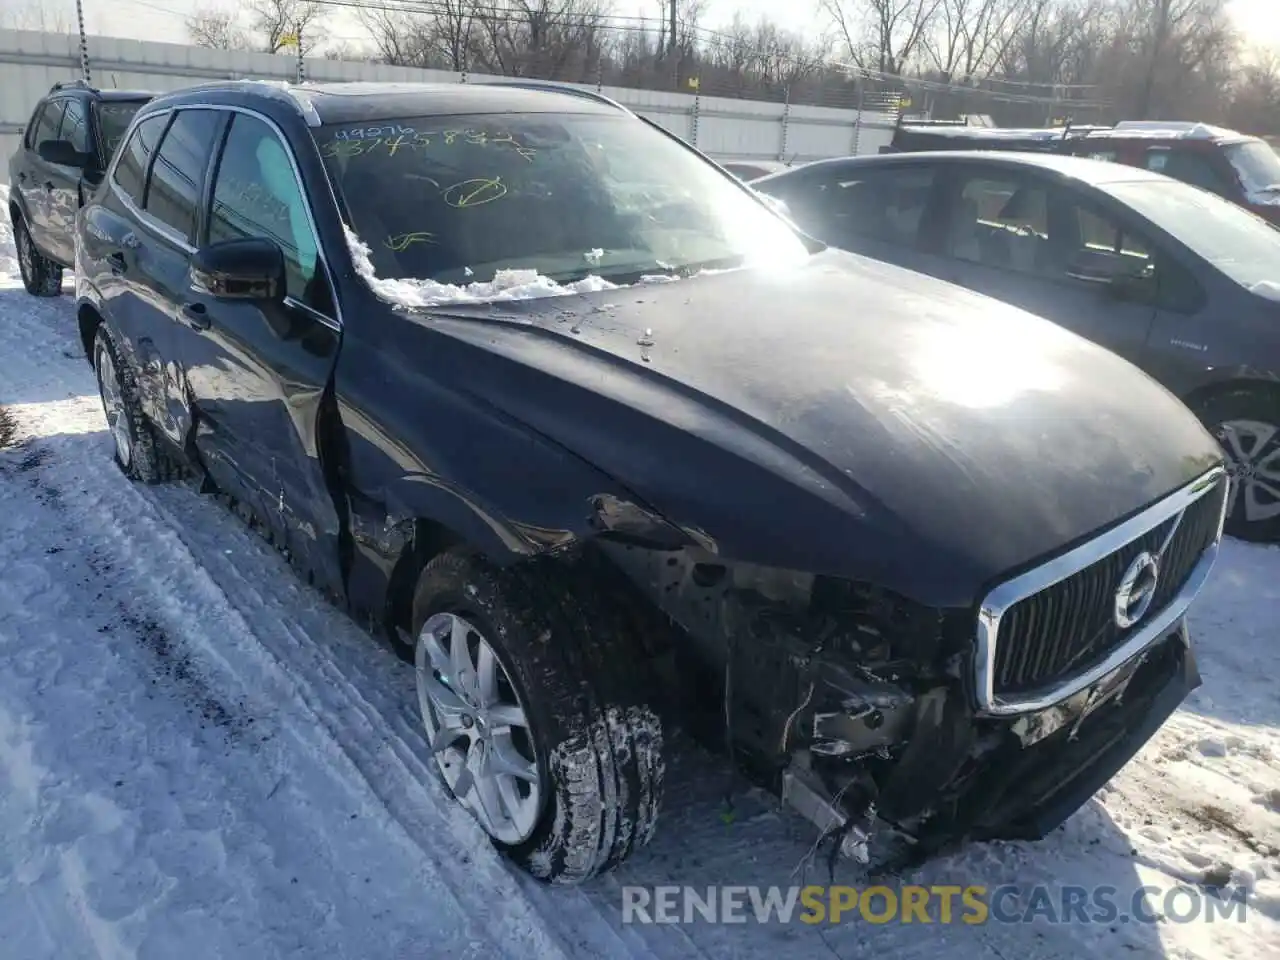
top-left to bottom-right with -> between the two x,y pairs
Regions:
851,85 -> 865,155
295,26 -> 305,83
778,85 -> 791,162
691,88 -> 700,147
75,0 -> 91,83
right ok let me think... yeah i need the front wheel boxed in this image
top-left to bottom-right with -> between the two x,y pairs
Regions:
12,214 -> 63,297
411,550 -> 664,884
1196,387 -> 1280,542
93,326 -> 164,483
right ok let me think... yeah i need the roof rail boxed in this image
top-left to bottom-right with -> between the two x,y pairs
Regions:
50,78 -> 94,93
471,79 -> 631,114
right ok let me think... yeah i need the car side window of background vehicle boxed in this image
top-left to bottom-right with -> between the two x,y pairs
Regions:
59,99 -> 90,155
29,99 -> 66,152
947,173 -> 1049,274
1145,148 -> 1235,199
799,165 -> 936,250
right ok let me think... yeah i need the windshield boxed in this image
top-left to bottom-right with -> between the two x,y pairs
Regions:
1102,178 -> 1280,289
315,112 -> 807,292
1224,140 -> 1280,195
96,100 -> 149,158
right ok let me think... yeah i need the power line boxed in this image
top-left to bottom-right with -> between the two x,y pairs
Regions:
89,0 -> 1111,106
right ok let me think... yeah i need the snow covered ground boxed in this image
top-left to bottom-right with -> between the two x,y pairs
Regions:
0,192 -> 1277,959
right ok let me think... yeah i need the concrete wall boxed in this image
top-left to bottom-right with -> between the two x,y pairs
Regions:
1,28 -> 895,184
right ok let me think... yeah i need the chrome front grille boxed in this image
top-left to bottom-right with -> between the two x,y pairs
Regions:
975,468 -> 1228,715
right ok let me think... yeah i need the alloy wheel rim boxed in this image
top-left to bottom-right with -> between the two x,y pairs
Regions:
1216,418 -> 1280,524
96,347 -> 133,468
415,611 -> 542,845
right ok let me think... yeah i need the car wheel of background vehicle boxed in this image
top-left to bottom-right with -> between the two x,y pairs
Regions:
411,549 -> 664,884
13,215 -> 63,297
1195,387 -> 1280,542
93,326 -> 164,484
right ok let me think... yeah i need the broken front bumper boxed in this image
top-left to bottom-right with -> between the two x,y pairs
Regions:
958,619 -> 1199,844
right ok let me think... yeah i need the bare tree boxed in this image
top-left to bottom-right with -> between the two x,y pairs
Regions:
1229,50 -> 1280,134
187,8 -> 249,50
1,0 -> 69,32
245,0 -> 329,55
925,0 -> 1034,80
1123,0 -> 1235,118
823,0 -> 942,74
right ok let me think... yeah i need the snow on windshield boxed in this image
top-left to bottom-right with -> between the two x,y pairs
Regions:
344,225 -> 618,308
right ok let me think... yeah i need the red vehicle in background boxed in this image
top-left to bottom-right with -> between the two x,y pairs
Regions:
887,118 -> 1280,225
1061,121 -> 1280,224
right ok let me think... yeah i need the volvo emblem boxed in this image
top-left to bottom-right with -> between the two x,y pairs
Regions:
1114,551 -> 1160,629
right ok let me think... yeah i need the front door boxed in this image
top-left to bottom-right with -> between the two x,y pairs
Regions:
40,97 -> 93,265
171,109 -> 345,597
18,99 -> 66,260
931,166 -> 1157,368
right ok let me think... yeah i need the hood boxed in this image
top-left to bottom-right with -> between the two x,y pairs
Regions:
422,250 -> 1223,608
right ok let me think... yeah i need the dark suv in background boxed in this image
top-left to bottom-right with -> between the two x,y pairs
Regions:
7,80 -> 153,296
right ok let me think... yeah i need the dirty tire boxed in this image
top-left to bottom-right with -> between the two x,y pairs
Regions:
13,214 -> 63,297
94,325 -> 165,484
412,550 -> 664,884
1194,386 -> 1280,543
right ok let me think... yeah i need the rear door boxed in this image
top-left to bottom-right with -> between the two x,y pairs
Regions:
79,110 -> 174,427
17,98 -> 66,259
124,107 -> 228,446
170,109 -> 345,594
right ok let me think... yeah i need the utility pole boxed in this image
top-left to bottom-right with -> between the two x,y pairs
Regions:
668,0 -> 677,58
75,0 -> 91,83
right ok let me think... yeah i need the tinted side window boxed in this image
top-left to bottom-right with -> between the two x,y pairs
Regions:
1146,149 -> 1232,198
948,174 -> 1049,275
60,99 -> 90,153
112,113 -> 168,205
144,109 -> 221,244
817,166 -> 936,248
30,100 -> 65,150
208,114 -> 319,304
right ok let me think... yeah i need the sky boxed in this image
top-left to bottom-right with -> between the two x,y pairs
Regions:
6,0 -> 1280,61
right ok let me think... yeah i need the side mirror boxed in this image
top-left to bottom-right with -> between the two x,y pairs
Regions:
38,139 -> 91,168
190,238 -> 286,301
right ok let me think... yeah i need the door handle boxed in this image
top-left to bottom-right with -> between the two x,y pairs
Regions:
106,251 -> 127,275
180,302 -> 211,331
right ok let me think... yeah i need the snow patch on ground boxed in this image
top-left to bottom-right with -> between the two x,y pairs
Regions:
0,205 -> 1277,958
0,185 -> 17,278
344,225 -> 618,308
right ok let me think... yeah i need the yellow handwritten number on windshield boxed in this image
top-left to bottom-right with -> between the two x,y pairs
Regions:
443,177 -> 507,208
385,232 -> 437,251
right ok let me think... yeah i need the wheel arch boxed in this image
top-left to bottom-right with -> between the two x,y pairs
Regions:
1181,374 -> 1280,416
76,300 -> 105,367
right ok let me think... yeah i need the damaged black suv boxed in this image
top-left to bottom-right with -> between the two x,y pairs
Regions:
75,79 -> 1228,883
